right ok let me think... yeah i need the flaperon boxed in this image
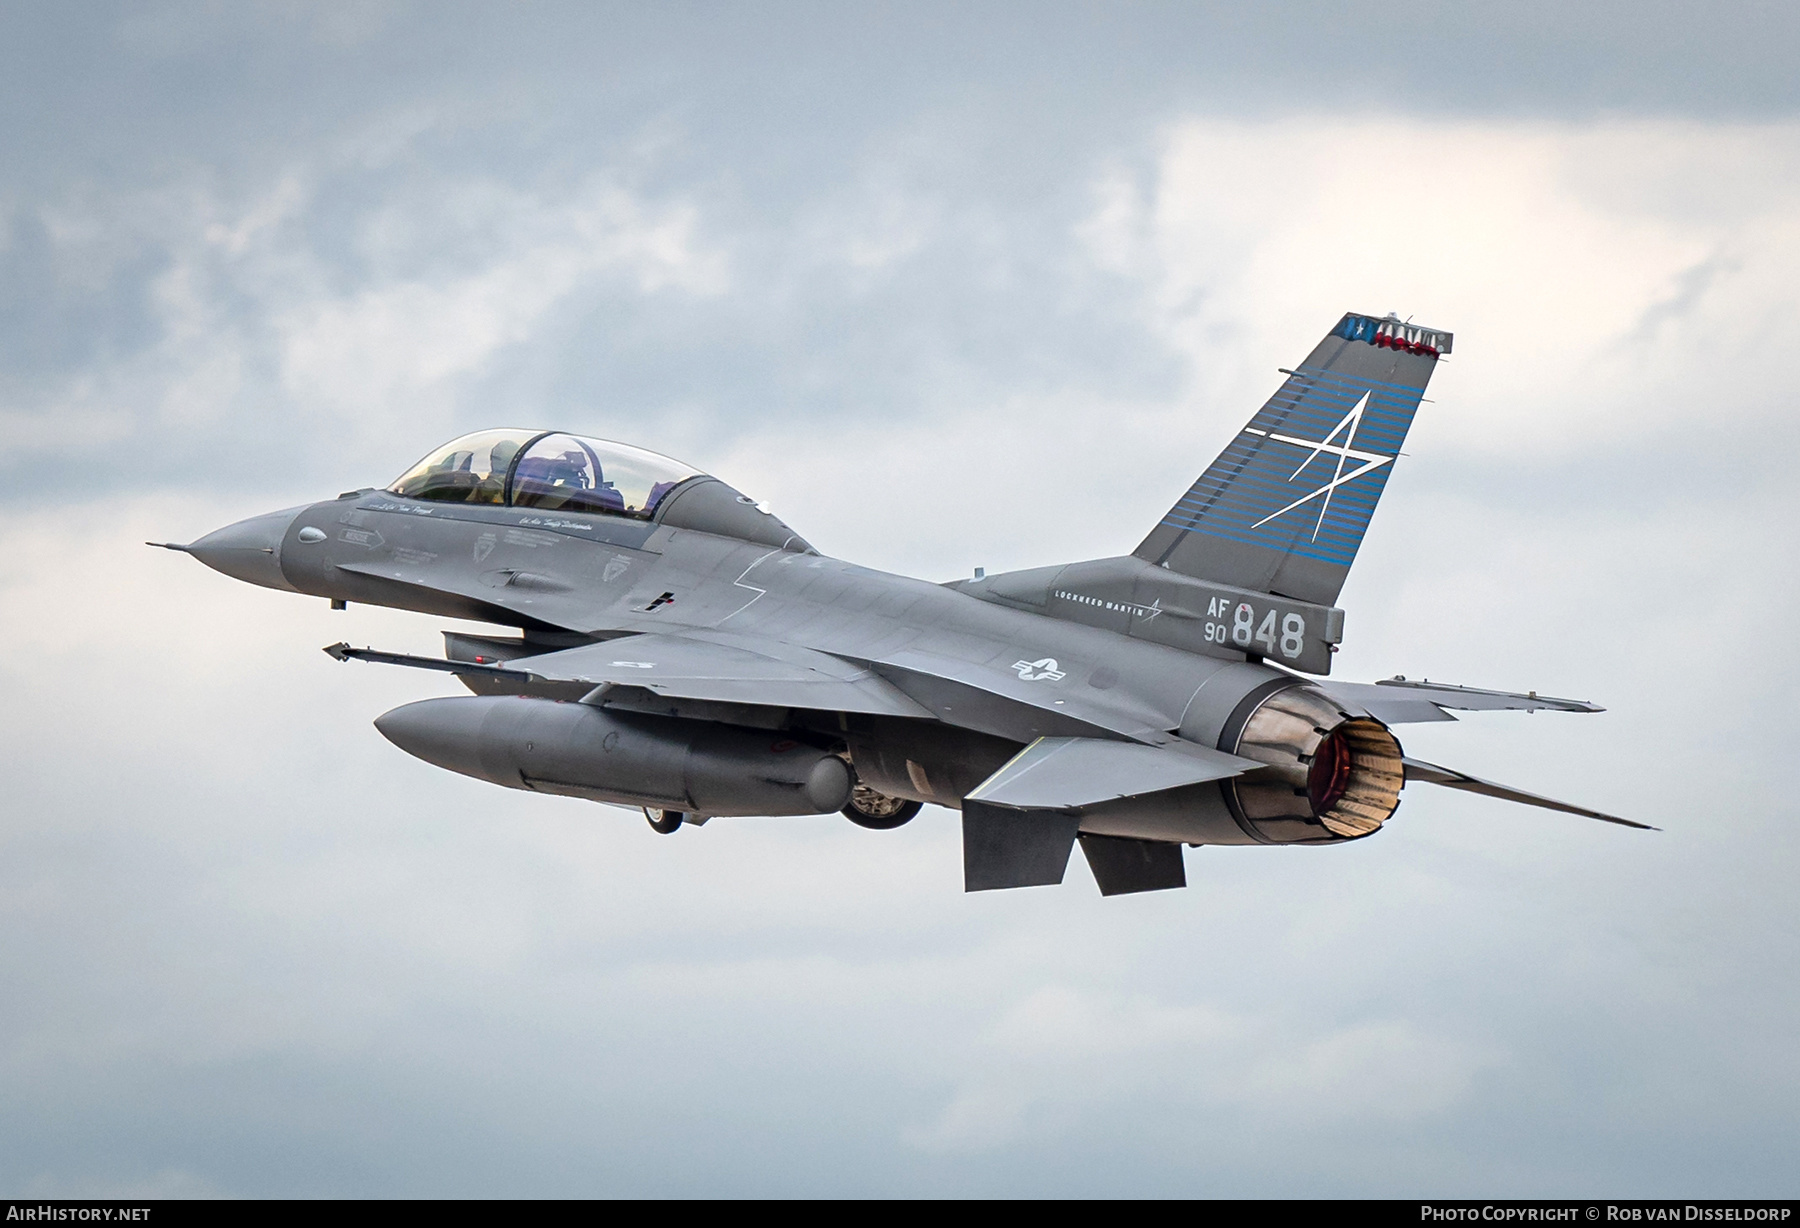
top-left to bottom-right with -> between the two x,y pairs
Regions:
155,311 -> 1646,897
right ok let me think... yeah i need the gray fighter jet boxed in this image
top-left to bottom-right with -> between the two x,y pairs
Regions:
155,311 -> 1646,896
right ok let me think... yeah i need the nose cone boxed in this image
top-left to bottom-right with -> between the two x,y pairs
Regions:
186,505 -> 307,591
374,697 -> 504,784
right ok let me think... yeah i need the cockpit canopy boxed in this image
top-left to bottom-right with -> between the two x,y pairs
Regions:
388,429 -> 703,519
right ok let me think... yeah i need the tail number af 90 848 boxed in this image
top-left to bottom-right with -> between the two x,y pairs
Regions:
1202,599 -> 1306,660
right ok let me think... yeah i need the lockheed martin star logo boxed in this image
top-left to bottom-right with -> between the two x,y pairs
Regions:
1247,390 -> 1392,539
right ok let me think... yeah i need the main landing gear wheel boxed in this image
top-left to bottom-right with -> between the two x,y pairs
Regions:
644,807 -> 685,834
842,784 -> 922,830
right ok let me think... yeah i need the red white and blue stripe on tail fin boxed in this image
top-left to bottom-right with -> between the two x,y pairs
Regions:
1134,312 -> 1452,608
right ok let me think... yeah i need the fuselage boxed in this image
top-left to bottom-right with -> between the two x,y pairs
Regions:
274,479 -> 1259,743
187,468 -> 1325,846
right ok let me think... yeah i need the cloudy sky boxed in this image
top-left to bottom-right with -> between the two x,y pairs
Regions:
2,2 -> 1797,1197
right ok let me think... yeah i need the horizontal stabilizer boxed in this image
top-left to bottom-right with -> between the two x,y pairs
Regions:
1079,834 -> 1187,896
1322,678 -> 1604,725
1403,757 -> 1653,830
965,736 -> 1262,811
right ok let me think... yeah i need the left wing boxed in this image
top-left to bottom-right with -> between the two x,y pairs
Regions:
489,632 -> 937,718
326,628 -> 1191,743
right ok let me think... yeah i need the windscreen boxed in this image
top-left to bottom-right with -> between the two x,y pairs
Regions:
387,430 -> 533,505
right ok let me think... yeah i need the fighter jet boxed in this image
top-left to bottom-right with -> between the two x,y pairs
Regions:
155,311 -> 1647,896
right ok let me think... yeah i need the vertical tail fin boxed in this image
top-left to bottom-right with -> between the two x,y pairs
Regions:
1134,312 -> 1452,606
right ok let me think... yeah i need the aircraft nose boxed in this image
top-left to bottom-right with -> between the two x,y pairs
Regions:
182,505 -> 307,592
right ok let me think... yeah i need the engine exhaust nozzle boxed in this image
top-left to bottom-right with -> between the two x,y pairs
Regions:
1222,685 -> 1404,842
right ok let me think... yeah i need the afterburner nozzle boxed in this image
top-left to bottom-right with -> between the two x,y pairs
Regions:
1226,685 -> 1404,841
181,505 -> 307,592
